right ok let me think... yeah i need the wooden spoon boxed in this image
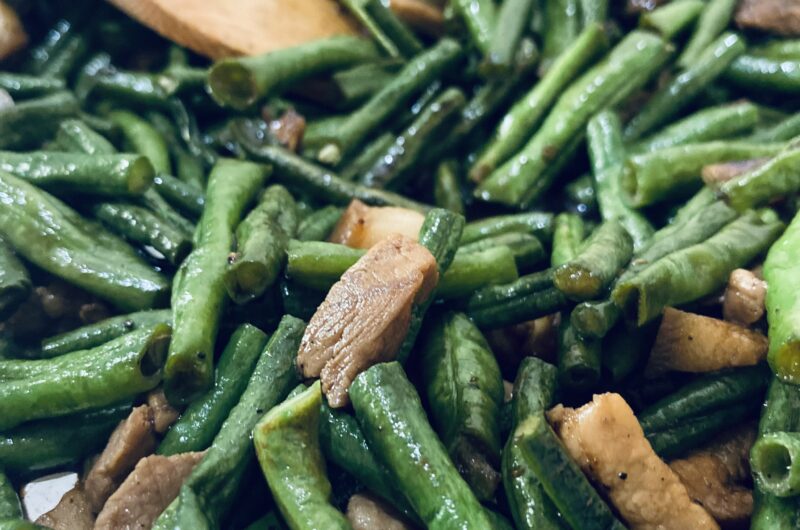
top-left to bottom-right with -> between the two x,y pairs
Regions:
106,0 -> 360,59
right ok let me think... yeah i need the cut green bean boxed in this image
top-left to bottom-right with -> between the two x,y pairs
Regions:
477,31 -> 671,206
451,0 -> 496,54
338,133 -> 394,181
0,91 -> 79,150
461,212 -> 554,245
720,146 -> 800,212
557,318 -> 601,392
54,118 -> 116,155
752,432 -> 800,498
361,0 -> 423,58
623,32 -> 745,141
639,0 -> 703,40
208,36 -> 380,109
485,0 -> 535,74
153,174 -> 205,218
109,110 -> 172,175
677,0 -> 737,69
0,471 -> 20,519
165,159 -> 269,404
471,24 -> 607,182
550,213 -> 585,267
296,206 -> 343,242
316,39 -> 462,164
0,73 -> 65,98
434,160 -> 465,215
0,324 -> 170,429
350,362 -> 494,529
540,0 -> 581,70
0,240 -> 30,321
749,113 -> 800,144
614,211 -> 784,325
723,55 -> 800,94
458,232 -> 546,270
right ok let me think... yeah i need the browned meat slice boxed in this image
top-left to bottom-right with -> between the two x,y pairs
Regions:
702,158 -> 770,186
548,393 -> 719,530
390,0 -> 444,37
723,269 -> 767,326
94,451 -> 205,530
147,388 -> 181,434
646,307 -> 768,376
346,493 -> 417,530
84,405 -> 157,512
0,1 -> 27,61
328,199 -> 425,249
670,425 -> 757,529
35,487 -> 94,530
298,234 -> 438,407
487,314 -> 558,370
736,0 -> 800,36
269,109 -> 306,152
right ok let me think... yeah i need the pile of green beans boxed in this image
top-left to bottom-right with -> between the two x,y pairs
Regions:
1,2 -> 799,529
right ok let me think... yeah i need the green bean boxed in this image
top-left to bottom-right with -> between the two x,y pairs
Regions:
477,31 -> 671,206
723,55 -> 800,94
461,212 -> 554,245
614,211 -> 783,325
350,362 -> 494,529
639,0 -> 703,40
458,232 -> 546,270
39,31 -> 88,79
361,0 -> 423,57
622,141 -> 784,207
208,36 -> 379,110
749,113 -> 800,144
139,188 -> 196,240
79,60 -> 173,109
225,185 -> 298,304
153,174 -> 205,218
587,111 -> 653,250
40,309 -> 171,358
153,315 -> 303,528
720,145 -> 800,212
145,114 -> 206,191
434,160 -> 465,215
451,0 -> 496,55
550,213 -> 585,267
0,171 -> 169,311
471,24 -> 607,182
751,432 -> 800,497
0,471 -> 20,519
750,40 -> 800,60
360,88 -> 466,189
677,0 -> 737,69
557,318 -> 601,392
158,324 -> 268,455
0,241 -> 30,321
54,118 -> 116,155
253,382 -> 349,530
109,110 -> 171,175
316,39 -> 462,164
633,101 -> 760,153
564,174 -> 597,213
624,32 -> 745,141
0,74 -> 65,98
0,91 -> 79,150
553,221 -> 632,301
165,159 -> 269,404
301,62 -> 402,111
0,324 -> 169,429
601,321 -> 657,383
763,210 -> 800,384
465,269 -> 570,329
752,380 -> 800,529
421,312 -> 504,500
485,0 -> 535,74
23,17 -> 76,75
296,206 -> 343,241
540,0 -> 581,70
0,403 -> 131,476
244,144 -> 430,212
338,133 -> 394,181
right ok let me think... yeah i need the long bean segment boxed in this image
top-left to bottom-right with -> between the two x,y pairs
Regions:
0,171 -> 169,310
477,31 -> 670,206
165,159 -> 269,404
677,0 -> 737,68
350,361 -> 494,529
0,240 -> 30,321
640,0 -> 703,40
0,91 -> 79,150
614,212 -> 784,325
751,432 -> 800,498
109,110 -> 172,175
0,471 -> 20,519
723,55 -> 800,94
720,146 -> 800,212
451,0 -> 496,54
208,36 -> 380,110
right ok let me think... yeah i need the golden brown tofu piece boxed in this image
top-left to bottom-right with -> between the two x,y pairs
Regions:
670,425 -> 756,529
346,493 -> 417,530
147,388 -> 181,434
84,405 -> 157,513
298,234 -> 438,407
548,393 -> 719,530
723,269 -> 767,327
647,307 -> 767,376
736,0 -> 800,36
35,487 -> 94,530
94,451 -> 205,530
328,199 -> 425,249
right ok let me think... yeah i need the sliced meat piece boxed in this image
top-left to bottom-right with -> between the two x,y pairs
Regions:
0,1 -> 27,61
736,0 -> 800,36
298,234 -> 438,407
548,393 -> 719,530
723,269 -> 767,326
646,307 -> 768,376
346,493 -> 416,530
328,199 -> 425,249
269,109 -> 306,152
669,425 -> 757,529
94,451 -> 205,530
702,158 -> 770,186
84,405 -> 157,513
146,388 -> 181,434
487,314 -> 558,372
35,487 -> 94,530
